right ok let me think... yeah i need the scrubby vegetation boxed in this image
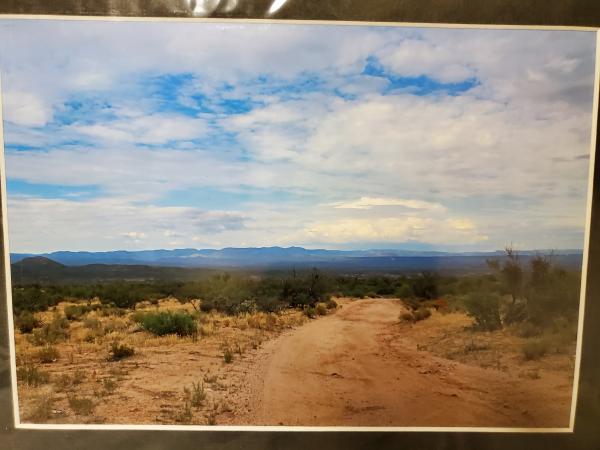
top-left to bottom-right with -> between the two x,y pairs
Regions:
108,342 -> 135,361
132,310 -> 197,337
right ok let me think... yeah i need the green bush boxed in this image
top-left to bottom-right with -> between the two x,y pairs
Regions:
15,311 -> 40,334
109,342 -> 135,361
132,311 -> 197,337
411,273 -> 438,299
395,284 -> 413,299
464,292 -> 502,331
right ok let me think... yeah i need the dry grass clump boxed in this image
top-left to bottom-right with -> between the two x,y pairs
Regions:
399,307 -> 432,323
316,303 -> 328,316
29,314 -> 70,346
68,395 -> 95,415
26,393 -> 55,422
184,381 -> 206,408
17,363 -> 50,387
108,341 -> 135,361
36,345 -> 59,363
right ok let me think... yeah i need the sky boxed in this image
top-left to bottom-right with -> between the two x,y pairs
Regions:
0,20 -> 596,253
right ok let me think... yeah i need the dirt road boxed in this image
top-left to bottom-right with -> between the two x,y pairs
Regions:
227,298 -> 572,428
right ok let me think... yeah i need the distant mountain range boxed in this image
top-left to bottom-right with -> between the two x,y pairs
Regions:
9,247 -> 584,283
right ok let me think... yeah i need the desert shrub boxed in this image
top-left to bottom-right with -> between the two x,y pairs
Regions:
223,348 -> 233,364
15,311 -> 41,334
109,342 -> 135,361
395,284 -> 413,299
303,306 -> 317,319
132,311 -> 197,337
27,393 -> 55,422
255,296 -> 282,313
102,377 -> 117,394
399,311 -> 414,322
316,303 -> 328,316
399,307 -> 431,323
37,345 -> 59,363
265,313 -> 277,331
522,339 -> 550,361
325,299 -> 338,309
464,292 -> 502,331
515,321 -> 542,338
402,297 -> 421,311
411,272 -> 438,299
184,381 -> 206,408
413,307 -> 432,322
83,317 -> 102,330
64,304 -> 90,321
17,363 -> 50,387
68,395 -> 95,415
29,314 -> 70,345
98,305 -> 127,317
175,401 -> 193,423
103,318 -> 127,334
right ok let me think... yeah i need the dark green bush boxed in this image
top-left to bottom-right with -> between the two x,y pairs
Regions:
15,311 -> 40,334
464,292 -> 502,331
133,311 -> 197,337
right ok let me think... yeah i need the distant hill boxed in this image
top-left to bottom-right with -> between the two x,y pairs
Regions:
9,248 -> 584,285
9,246 -> 584,269
10,256 -> 214,285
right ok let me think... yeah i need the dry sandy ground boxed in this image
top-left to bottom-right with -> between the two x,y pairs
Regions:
17,298 -> 574,428
223,298 -> 573,428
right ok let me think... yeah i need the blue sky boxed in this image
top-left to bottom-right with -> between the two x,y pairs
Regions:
0,21 -> 596,252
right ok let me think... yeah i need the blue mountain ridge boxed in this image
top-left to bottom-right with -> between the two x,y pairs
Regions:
9,246 -> 584,269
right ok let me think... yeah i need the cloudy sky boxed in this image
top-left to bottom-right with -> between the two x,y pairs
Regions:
0,20 -> 596,253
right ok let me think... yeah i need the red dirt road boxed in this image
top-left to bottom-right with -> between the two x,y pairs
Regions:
228,298 -> 573,428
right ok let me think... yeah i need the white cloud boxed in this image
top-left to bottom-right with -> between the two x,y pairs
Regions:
294,216 -> 488,245
331,197 -> 446,212
71,114 -> 208,144
377,39 -> 476,83
2,91 -> 51,126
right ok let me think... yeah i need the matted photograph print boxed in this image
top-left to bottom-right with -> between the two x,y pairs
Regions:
0,18 -> 597,430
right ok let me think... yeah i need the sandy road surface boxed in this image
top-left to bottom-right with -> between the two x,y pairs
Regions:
228,298 -> 572,427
